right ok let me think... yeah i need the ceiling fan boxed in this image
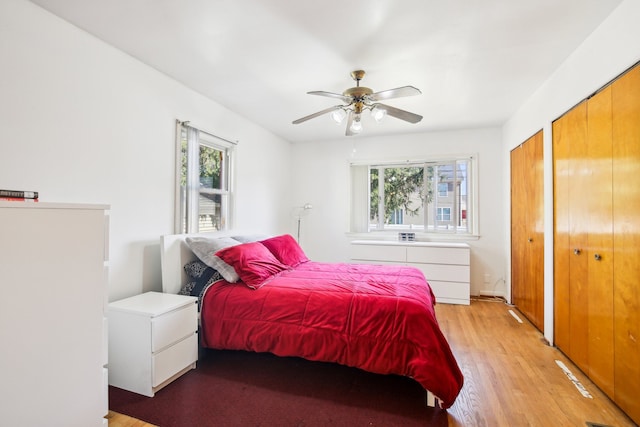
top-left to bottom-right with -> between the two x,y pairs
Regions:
292,70 -> 423,136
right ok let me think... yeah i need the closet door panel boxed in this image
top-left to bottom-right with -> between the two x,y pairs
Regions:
586,86 -> 614,398
553,101 -> 589,364
511,145 -> 526,317
567,102 -> 590,373
553,101 -> 589,369
525,131 -> 544,331
612,65 -> 640,423
553,116 -> 571,352
511,131 -> 544,331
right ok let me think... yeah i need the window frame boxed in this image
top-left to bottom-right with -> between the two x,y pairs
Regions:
349,154 -> 479,239
174,122 -> 236,234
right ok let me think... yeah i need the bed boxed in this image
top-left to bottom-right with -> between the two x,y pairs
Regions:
160,231 -> 464,409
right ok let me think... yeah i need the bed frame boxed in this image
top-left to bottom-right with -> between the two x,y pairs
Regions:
159,230 -> 440,408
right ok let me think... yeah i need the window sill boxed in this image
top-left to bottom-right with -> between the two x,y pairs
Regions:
345,231 -> 480,242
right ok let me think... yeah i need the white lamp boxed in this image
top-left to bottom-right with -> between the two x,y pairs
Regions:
294,203 -> 313,242
371,105 -> 387,123
349,114 -> 362,133
330,109 -> 347,124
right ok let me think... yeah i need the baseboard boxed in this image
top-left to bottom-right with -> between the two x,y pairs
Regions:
478,289 -> 505,298
476,290 -> 507,302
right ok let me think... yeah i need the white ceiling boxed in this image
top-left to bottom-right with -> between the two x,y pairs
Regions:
29,0 -> 622,143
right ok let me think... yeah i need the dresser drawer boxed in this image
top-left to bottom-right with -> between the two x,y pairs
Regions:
414,263 -> 470,283
152,302 -> 197,352
351,244 -> 406,262
428,280 -> 470,304
406,246 -> 469,265
152,333 -> 198,387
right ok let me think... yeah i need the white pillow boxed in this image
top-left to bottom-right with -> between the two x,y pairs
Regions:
186,236 -> 241,283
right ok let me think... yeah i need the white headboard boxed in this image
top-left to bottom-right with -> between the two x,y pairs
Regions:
159,230 -> 266,294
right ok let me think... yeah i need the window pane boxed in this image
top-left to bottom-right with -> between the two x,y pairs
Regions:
369,168 -> 379,224
198,193 -> 221,232
199,145 -> 223,190
457,160 -> 470,233
369,165 -> 425,230
427,161 -> 469,233
433,164 -> 455,231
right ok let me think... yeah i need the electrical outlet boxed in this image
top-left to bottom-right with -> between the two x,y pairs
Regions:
484,273 -> 491,284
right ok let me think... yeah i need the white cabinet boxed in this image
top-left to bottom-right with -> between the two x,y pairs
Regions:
351,240 -> 471,305
108,292 -> 198,397
0,202 -> 110,427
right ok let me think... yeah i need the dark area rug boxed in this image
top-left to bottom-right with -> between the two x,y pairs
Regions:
109,348 -> 449,427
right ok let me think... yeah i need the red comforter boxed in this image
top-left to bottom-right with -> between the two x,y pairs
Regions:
200,261 -> 463,408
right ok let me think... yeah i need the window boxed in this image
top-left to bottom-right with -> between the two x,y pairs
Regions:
437,207 -> 451,221
350,156 -> 476,235
176,123 -> 235,233
438,182 -> 449,197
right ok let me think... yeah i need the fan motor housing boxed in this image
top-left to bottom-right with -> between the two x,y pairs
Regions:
343,86 -> 373,99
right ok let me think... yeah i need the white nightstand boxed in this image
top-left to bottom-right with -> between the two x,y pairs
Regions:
108,292 -> 198,397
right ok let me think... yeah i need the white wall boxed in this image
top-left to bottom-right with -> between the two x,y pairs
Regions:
291,127 -> 505,298
502,0 -> 640,343
0,0 -> 292,301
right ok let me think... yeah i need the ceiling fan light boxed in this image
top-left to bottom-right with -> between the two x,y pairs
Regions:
330,109 -> 346,124
350,114 -> 363,133
371,106 -> 387,123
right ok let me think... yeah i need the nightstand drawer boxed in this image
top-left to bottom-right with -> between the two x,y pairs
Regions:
152,302 -> 197,352
153,332 -> 198,387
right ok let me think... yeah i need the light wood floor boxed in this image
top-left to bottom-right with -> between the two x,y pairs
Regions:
440,298 -> 635,426
105,410 -> 157,427
107,300 -> 636,426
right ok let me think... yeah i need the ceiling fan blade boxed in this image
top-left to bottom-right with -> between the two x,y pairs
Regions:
345,110 -> 356,136
376,103 -> 423,124
308,91 -> 352,103
368,86 -> 421,101
292,105 -> 342,124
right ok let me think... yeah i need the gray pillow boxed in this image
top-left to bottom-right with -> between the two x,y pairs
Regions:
231,234 -> 269,243
186,236 -> 241,283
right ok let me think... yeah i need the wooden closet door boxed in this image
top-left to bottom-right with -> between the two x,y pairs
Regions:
612,64 -> 640,424
511,131 -> 544,331
586,86 -> 614,398
568,102 -> 590,373
524,132 -> 544,331
553,115 -> 571,352
511,145 -> 526,315
553,100 -> 589,371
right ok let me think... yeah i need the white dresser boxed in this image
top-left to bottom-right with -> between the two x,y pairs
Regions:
108,291 -> 198,397
350,240 -> 470,305
0,202 -> 110,426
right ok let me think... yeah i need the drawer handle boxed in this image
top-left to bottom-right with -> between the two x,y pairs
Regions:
594,253 -> 602,261
573,248 -> 581,255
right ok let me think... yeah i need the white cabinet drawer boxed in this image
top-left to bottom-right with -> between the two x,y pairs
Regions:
152,302 -> 197,352
406,246 -> 469,265
351,244 -> 405,262
428,280 -> 470,304
153,333 -> 198,387
414,264 -> 470,283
